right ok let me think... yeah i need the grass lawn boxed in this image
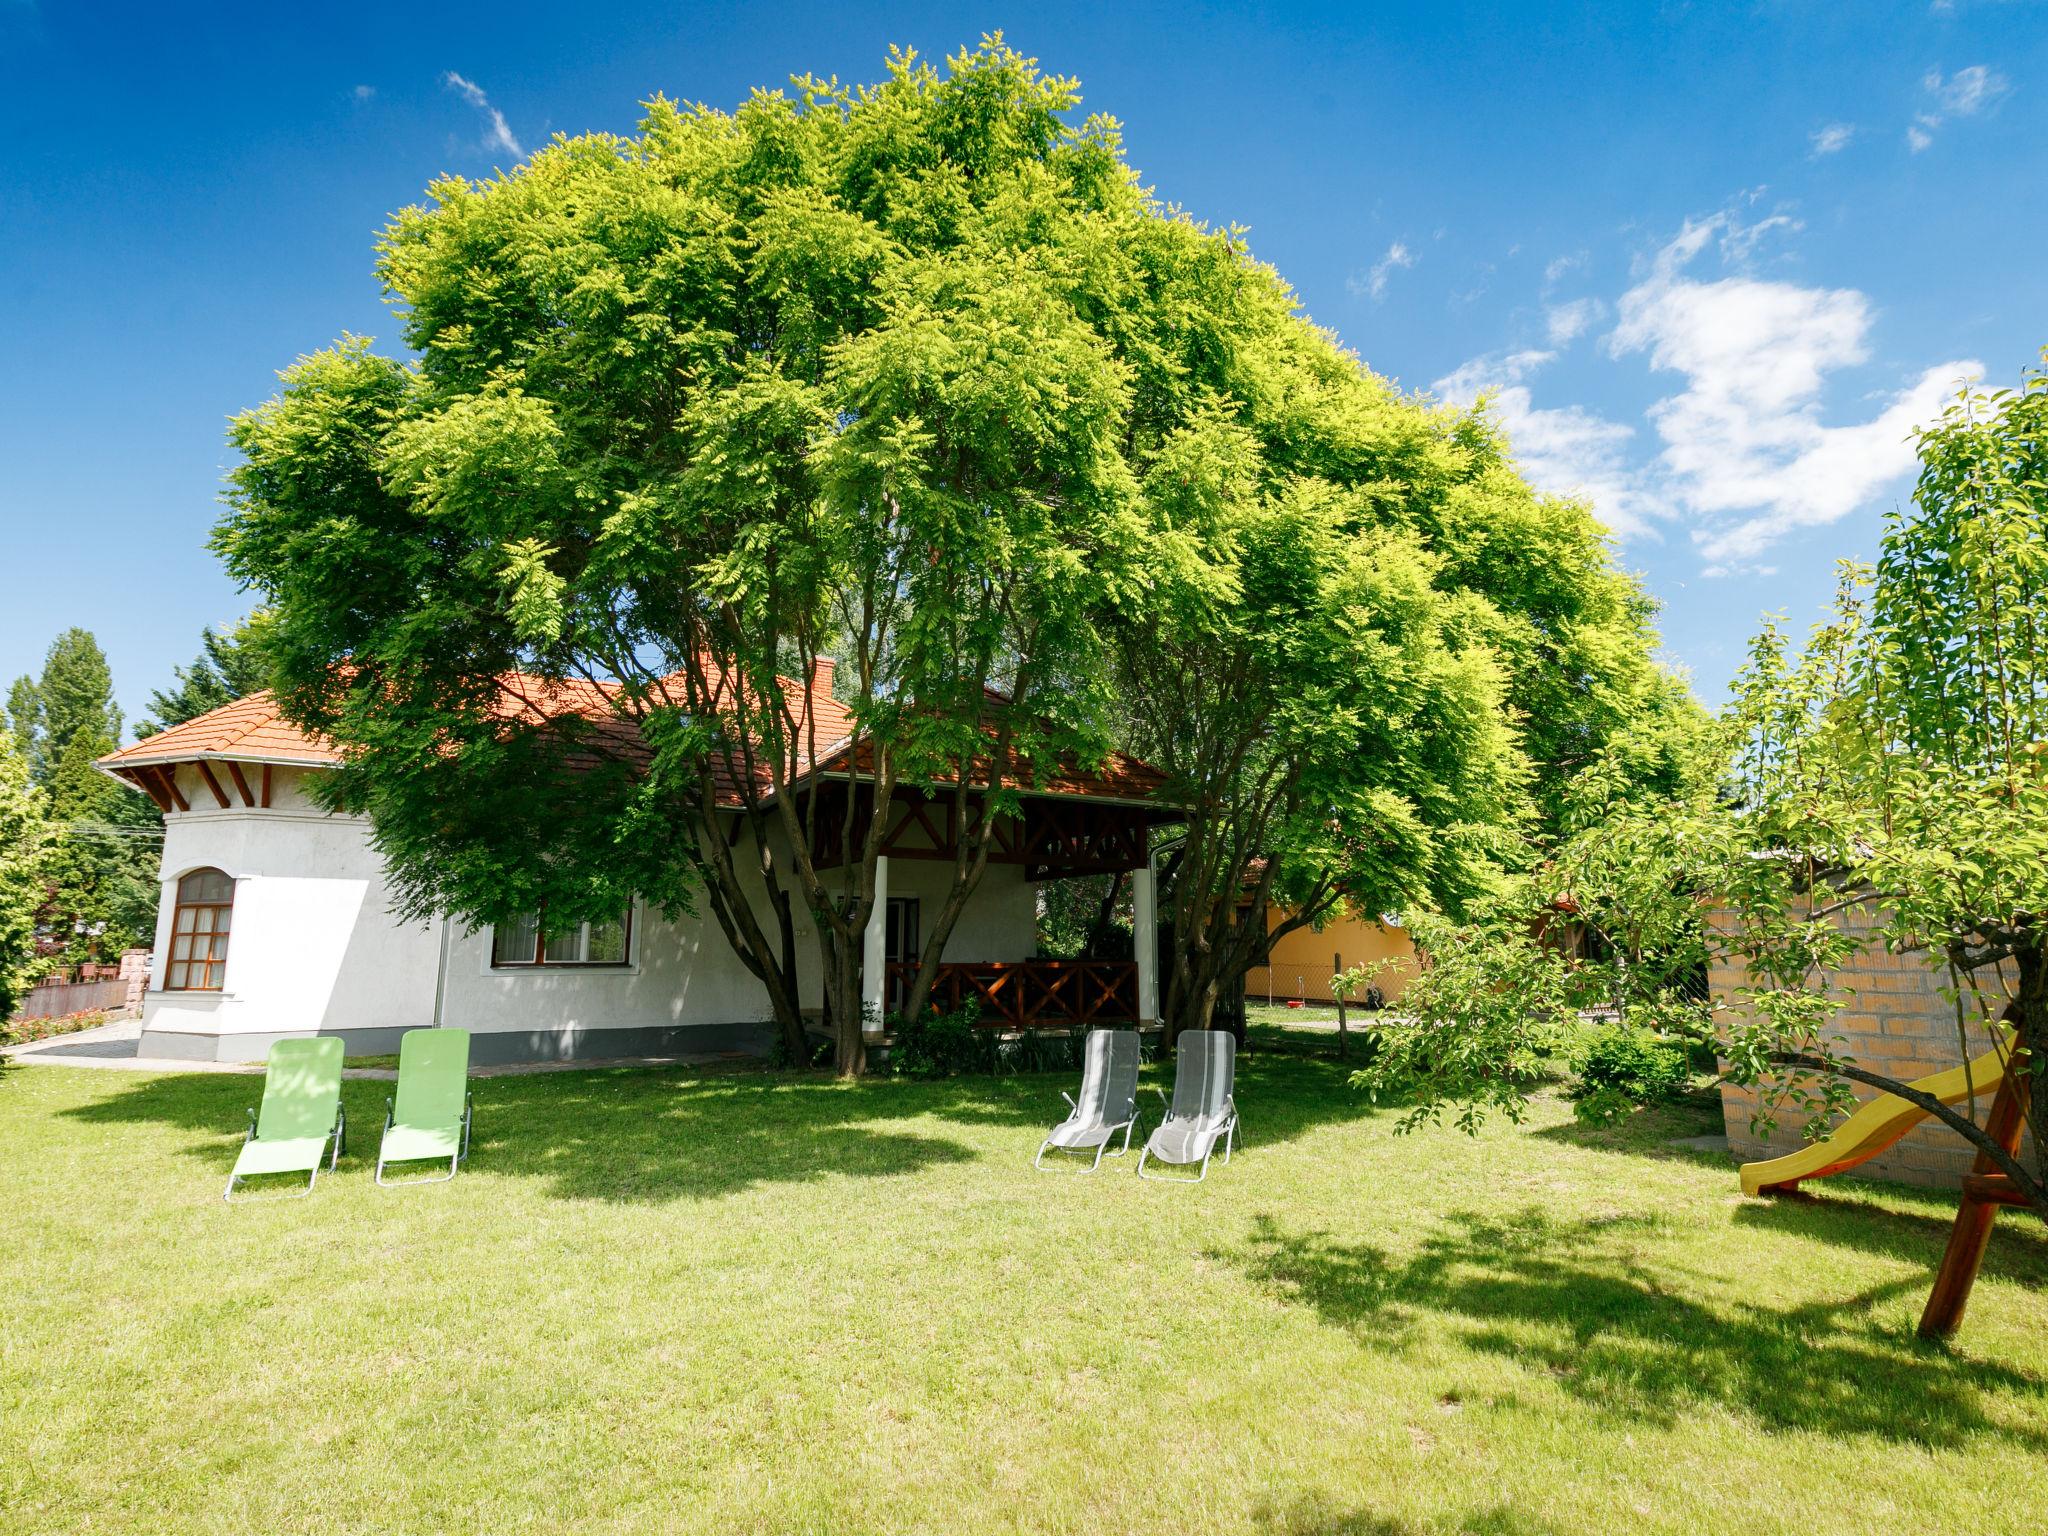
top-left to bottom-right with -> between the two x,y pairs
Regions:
3,1034 -> 2043,1535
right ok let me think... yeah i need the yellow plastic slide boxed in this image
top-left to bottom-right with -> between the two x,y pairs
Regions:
1738,1038 -> 2014,1197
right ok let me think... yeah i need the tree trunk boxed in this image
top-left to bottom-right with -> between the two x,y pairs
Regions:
2016,935 -> 2046,1191
824,931 -> 866,1079
1090,870 -> 1127,956
694,816 -> 808,1063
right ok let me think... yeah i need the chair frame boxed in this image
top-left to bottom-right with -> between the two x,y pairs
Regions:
1136,1086 -> 1241,1184
223,1103 -> 346,1203
375,1092 -> 474,1187
1033,1088 -> 1140,1173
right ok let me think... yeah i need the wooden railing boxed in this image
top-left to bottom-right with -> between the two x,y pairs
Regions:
884,960 -> 1138,1028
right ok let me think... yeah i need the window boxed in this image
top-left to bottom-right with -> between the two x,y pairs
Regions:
882,897 -> 921,1015
166,868 -> 234,991
883,897 -> 920,965
491,907 -> 631,968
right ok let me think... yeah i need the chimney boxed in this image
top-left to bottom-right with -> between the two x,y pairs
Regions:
808,655 -> 837,700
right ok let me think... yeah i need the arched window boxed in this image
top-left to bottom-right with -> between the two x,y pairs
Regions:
166,868 -> 234,991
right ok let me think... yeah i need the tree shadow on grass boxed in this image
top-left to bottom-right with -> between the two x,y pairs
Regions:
61,1043 -> 1386,1203
883,1041 -> 1383,1151
1530,1094 -> 1727,1159
1216,1207 -> 2048,1453
63,1066 -> 992,1205
1733,1188 -> 2048,1288
1250,1496 -> 1562,1536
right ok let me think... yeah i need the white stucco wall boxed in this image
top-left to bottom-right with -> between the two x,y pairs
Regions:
872,858 -> 1038,963
438,839 -> 1042,1039
140,764 -> 442,1052
129,761 -> 1047,1058
440,898 -> 773,1037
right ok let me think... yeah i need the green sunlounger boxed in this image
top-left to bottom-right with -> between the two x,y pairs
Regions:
376,1027 -> 473,1186
226,1037 -> 347,1201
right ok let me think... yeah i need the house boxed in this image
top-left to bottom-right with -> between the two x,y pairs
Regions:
94,669 -> 1181,1064
1242,902 -> 1416,1006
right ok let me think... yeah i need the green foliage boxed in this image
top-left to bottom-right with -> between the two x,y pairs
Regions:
1108,278 -> 1678,1037
887,1001 -> 986,1079
1350,911 -> 1577,1135
12,629 -> 121,784
1348,355 -> 2048,1212
0,728 -> 52,1018
1036,872 -> 1130,960
214,39 -> 1242,1068
136,615 -> 275,736
3,629 -> 164,968
40,728 -> 161,965
1129,480 -> 1533,1036
1711,357 -> 2048,1201
5,674 -> 39,764
1568,1023 -> 1692,1127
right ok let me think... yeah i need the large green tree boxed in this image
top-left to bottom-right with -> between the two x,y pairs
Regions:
8,630 -> 162,967
11,628 -> 122,786
213,38 -> 1670,1067
1118,368 -> 1683,1038
4,675 -> 39,765
0,728 -> 52,1018
215,41 -> 1177,1072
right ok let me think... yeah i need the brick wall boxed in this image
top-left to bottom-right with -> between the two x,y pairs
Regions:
1712,905 -> 2026,1189
117,948 -> 151,1017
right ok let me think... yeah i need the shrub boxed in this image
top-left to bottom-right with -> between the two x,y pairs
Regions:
888,1001 -> 985,1078
766,1029 -> 833,1070
1569,1023 -> 1690,1125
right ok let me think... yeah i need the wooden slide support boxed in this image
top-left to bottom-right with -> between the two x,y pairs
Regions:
1738,1032 -> 2034,1339
1918,1057 -> 2030,1340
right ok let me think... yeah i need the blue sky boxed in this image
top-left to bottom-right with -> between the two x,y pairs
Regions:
2,0 -> 2042,732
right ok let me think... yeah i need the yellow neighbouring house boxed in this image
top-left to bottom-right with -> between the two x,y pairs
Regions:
1243,901 -> 1417,1006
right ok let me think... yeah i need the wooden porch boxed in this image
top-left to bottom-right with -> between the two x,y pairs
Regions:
884,959 -> 1139,1028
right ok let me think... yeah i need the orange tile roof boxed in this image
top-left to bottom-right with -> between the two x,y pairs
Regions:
97,690 -> 340,768
806,735 -> 1172,808
92,670 -> 1168,810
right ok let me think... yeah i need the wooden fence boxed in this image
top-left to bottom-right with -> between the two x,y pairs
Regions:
13,976 -> 132,1021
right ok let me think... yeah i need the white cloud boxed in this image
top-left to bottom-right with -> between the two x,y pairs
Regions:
1926,63 -> 2010,115
1909,64 -> 2011,149
1543,251 -> 1586,285
353,83 -> 376,101
1809,122 -> 1855,156
1352,241 -> 1416,303
1608,211 -> 1979,568
1432,350 -> 1652,539
1545,297 -> 1606,345
1432,206 -> 1978,569
443,71 -> 523,157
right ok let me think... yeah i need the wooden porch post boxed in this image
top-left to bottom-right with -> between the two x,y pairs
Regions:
861,855 -> 889,1033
